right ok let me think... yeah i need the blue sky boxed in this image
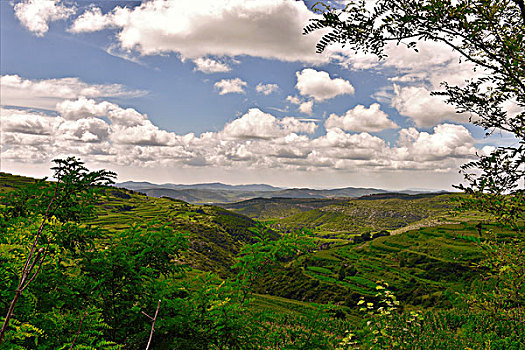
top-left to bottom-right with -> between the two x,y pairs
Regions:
0,0 -> 514,189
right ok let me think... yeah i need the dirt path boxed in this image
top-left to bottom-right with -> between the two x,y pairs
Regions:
389,217 -> 459,236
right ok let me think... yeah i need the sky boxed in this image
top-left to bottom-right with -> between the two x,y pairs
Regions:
0,0 -> 515,190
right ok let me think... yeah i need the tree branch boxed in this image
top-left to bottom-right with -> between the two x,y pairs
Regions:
69,312 -> 88,350
145,300 -> 161,350
511,0 -> 525,26
0,182 -> 59,345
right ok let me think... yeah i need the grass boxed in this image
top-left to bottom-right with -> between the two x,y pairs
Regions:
256,217 -> 523,312
2,171 -> 522,327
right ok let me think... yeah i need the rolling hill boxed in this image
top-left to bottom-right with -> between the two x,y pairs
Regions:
116,180 -> 410,204
2,171 -> 513,332
220,193 -> 456,239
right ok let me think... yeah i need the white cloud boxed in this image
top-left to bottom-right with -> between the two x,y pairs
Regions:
391,85 -> 467,127
14,0 -> 76,36
325,104 -> 398,132
0,75 -> 146,111
313,128 -> 386,151
214,78 -> 247,95
2,98 -> 479,176
295,68 -> 354,102
221,108 -> 317,139
55,97 -> 176,147
1,108 -> 61,136
58,118 -> 110,143
286,95 -> 313,115
396,124 -> 476,161
330,40 -> 479,129
193,58 -> 231,73
502,99 -> 524,118
69,0 -> 329,64
68,6 -> 117,33
361,41 -> 480,128
256,83 -> 279,95
299,100 -> 314,115
381,42 -> 481,99
286,95 -> 302,105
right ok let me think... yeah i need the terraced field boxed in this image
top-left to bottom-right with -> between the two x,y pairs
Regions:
2,171 -> 516,321
254,219 -> 518,313
0,173 -> 263,275
224,194 -> 461,239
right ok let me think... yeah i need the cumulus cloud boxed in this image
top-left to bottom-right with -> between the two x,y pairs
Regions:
396,124 -> 476,161
295,68 -> 354,102
256,83 -> 279,95
56,97 -> 176,147
0,75 -> 146,111
69,0 -> 329,64
2,96 -> 480,176
325,104 -> 398,132
193,58 -> 231,73
2,108 -> 61,136
286,95 -> 314,115
391,85 -> 467,127
58,118 -> 110,143
221,108 -> 317,139
68,6 -> 117,33
299,100 -> 314,115
286,95 -> 301,105
327,40 -> 479,128
14,0 -> 76,36
357,41 -> 481,127
214,78 -> 247,95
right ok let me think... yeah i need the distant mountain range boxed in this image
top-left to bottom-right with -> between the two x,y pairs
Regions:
116,181 -> 446,204
117,181 -> 281,192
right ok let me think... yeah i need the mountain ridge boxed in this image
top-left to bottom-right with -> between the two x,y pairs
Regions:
115,180 -> 445,204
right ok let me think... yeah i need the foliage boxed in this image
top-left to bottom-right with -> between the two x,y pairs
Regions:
0,214 -> 122,349
78,222 -> 188,347
343,280 -> 525,349
0,157 -> 116,346
233,223 -> 315,302
4,157 -> 116,222
3,165 -> 523,348
464,228 -> 525,331
356,282 -> 421,349
304,0 -> 525,224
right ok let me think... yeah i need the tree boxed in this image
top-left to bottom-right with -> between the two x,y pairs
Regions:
305,2 -> 525,347
0,157 -> 116,345
304,0 -> 524,225
79,221 -> 188,347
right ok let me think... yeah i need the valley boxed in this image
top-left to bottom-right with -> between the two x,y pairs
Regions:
1,171 -> 523,349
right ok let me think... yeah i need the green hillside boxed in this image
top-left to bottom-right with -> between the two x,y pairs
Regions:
225,194 -> 458,239
253,220 -> 503,308
1,170 -> 523,349
220,197 -> 350,219
0,172 -> 261,275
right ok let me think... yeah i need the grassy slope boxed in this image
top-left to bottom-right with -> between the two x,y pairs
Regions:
94,188 -> 267,275
0,173 -> 260,275
253,218 -> 520,316
258,194 -> 456,239
3,172 -> 513,320
0,172 -> 42,192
